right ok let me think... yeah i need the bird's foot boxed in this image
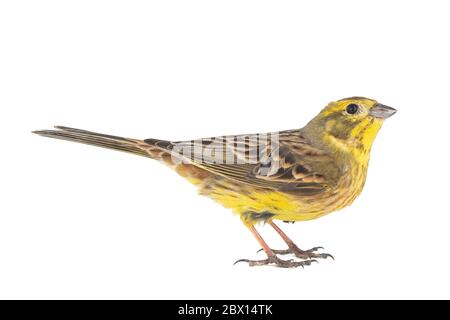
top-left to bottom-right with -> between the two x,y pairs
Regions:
271,245 -> 334,260
258,245 -> 334,260
234,255 -> 318,268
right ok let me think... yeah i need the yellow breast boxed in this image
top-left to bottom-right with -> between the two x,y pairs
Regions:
198,162 -> 367,223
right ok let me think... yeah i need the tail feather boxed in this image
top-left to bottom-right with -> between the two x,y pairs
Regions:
33,126 -> 151,158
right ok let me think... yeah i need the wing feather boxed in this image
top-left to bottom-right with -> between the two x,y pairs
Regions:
144,130 -> 338,196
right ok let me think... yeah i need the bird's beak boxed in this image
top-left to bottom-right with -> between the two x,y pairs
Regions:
369,103 -> 397,119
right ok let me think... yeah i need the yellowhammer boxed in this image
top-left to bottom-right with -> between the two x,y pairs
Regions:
34,97 -> 396,268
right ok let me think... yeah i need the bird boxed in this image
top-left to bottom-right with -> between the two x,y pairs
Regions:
33,97 -> 396,268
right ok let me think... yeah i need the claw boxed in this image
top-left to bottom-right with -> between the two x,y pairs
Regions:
315,253 -> 334,260
307,246 -> 324,252
233,259 -> 250,266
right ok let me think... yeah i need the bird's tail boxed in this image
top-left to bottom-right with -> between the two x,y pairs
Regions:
33,126 -> 152,158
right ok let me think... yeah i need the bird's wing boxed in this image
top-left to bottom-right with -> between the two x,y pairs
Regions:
144,130 -> 339,196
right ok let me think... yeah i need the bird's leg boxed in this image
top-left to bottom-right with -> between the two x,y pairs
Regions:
234,224 -> 317,268
266,221 -> 334,260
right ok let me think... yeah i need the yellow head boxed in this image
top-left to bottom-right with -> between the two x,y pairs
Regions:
303,97 -> 396,160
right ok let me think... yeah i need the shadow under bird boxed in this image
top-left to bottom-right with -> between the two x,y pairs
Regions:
34,97 -> 396,268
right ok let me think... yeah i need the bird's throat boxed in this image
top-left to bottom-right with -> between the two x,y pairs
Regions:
322,119 -> 383,166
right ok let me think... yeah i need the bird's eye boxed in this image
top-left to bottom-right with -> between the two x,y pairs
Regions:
346,104 -> 359,114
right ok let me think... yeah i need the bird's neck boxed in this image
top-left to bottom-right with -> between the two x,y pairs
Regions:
302,120 -> 383,167
322,132 -> 372,167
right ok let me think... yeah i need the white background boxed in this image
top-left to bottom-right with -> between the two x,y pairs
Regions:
1,1 -> 449,299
